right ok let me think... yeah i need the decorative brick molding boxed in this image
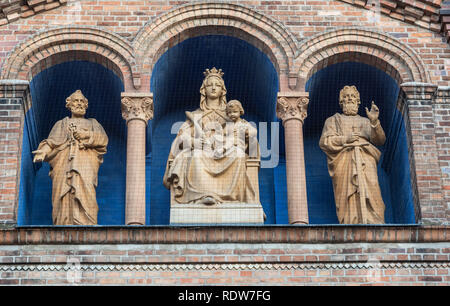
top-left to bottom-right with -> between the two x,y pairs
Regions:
0,26 -> 137,91
295,28 -> 430,89
0,225 -> 447,245
340,0 -> 442,32
132,1 -> 299,91
0,0 -> 67,26
0,238 -> 448,284
2,262 -> 448,273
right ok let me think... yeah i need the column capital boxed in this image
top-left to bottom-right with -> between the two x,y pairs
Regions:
276,92 -> 309,124
121,92 -> 154,124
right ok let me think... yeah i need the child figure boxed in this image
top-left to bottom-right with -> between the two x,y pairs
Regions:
225,100 -> 258,158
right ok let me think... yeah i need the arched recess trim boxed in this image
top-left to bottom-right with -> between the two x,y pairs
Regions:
132,1 -> 298,91
298,28 -> 433,225
295,28 -> 430,88
1,26 -> 137,91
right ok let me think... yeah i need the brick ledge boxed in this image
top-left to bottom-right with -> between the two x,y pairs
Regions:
0,225 -> 447,245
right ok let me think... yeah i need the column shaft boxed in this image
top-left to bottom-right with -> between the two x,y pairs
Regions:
125,119 -> 146,225
121,93 -> 153,225
276,93 -> 309,224
283,119 -> 308,224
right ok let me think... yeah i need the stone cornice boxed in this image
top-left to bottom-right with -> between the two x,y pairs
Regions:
0,225 -> 447,245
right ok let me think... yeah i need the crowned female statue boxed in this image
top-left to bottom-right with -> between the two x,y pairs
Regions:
163,68 -> 263,223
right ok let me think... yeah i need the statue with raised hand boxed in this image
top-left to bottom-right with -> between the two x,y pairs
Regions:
319,85 -> 386,224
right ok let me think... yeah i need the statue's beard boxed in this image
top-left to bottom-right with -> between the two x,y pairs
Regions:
71,107 -> 86,116
342,104 -> 358,116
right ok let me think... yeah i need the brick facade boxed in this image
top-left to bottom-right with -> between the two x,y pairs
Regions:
0,226 -> 448,285
0,0 -> 449,285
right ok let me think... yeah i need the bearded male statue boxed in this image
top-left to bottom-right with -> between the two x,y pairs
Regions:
33,90 -> 108,225
319,85 -> 386,224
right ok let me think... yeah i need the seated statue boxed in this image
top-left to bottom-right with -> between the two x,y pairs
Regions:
32,90 -> 108,225
163,68 -> 262,222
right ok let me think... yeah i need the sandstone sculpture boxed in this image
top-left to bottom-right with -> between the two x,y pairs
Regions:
163,68 -> 263,224
319,85 -> 386,224
33,90 -> 108,225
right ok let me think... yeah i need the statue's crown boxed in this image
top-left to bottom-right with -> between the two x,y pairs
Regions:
204,67 -> 224,79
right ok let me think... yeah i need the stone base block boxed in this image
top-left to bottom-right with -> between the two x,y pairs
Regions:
170,203 -> 265,225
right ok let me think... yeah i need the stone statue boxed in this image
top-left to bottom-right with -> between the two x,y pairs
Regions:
163,68 -> 263,224
319,85 -> 386,224
33,90 -> 108,225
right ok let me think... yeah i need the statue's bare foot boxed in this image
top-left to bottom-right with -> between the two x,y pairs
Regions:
199,196 -> 217,205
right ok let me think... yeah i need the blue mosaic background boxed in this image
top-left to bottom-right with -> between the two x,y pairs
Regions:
18,35 -> 415,225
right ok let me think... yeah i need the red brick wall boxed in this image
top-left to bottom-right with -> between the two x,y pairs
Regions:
0,0 -> 449,286
0,1 -> 449,84
434,88 -> 450,224
0,82 -> 28,224
0,226 -> 448,285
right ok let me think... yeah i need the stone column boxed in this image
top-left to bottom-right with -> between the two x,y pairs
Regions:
276,92 -> 309,224
121,92 -> 154,225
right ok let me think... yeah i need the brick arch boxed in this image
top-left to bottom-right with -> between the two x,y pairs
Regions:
1,26 -> 137,91
307,52 -> 402,84
133,1 -> 298,91
296,28 -> 430,87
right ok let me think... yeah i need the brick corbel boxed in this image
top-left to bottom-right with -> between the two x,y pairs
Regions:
400,82 -> 438,101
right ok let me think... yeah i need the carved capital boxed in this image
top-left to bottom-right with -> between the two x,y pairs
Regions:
276,92 -> 309,124
121,92 -> 154,124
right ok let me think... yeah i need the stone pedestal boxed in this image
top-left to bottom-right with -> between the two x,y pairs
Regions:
170,203 -> 265,224
276,92 -> 309,225
168,159 -> 264,224
121,92 -> 153,225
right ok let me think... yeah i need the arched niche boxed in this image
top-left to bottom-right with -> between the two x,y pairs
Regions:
303,61 -> 416,224
18,60 -> 126,225
148,35 -> 280,225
